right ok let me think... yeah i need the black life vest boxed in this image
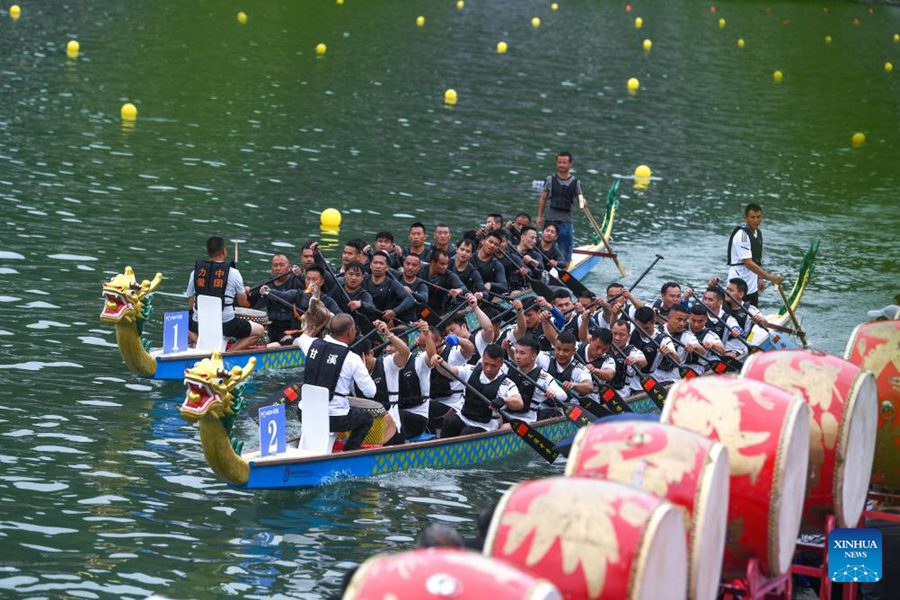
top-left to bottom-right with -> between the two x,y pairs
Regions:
193,260 -> 233,303
707,314 -> 728,341
506,366 -> 543,414
549,175 -> 579,212
656,331 -> 680,371
686,328 -> 710,365
303,339 -> 350,396
430,345 -> 454,399
725,303 -> 751,332
629,328 -> 659,374
651,298 -> 671,320
610,345 -> 635,390
727,225 -> 763,266
398,353 -> 425,409
461,365 -> 505,423
453,262 -> 479,291
361,356 -> 395,410
547,359 -> 576,383
576,342 -> 605,368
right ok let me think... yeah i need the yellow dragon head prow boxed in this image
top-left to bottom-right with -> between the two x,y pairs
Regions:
180,352 -> 257,423
100,266 -> 163,324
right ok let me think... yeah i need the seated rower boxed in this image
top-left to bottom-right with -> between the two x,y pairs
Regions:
537,290 -> 585,341
405,222 -> 429,258
355,322 -> 409,445
260,265 -> 342,347
537,223 -> 565,270
364,251 -> 416,327
653,305 -> 701,384
593,282 -> 644,330
289,241 -> 319,284
185,235 -> 263,351
629,306 -> 667,380
332,261 -> 381,334
434,344 -> 523,438
513,226 -> 545,281
395,320 -> 438,440
451,238 -> 486,295
609,319 -> 648,397
506,212 -> 531,246
395,254 -> 430,323
295,313 -> 377,452
535,331 -> 595,410
719,277 -> 769,351
509,335 -> 567,422
699,286 -> 744,358
650,281 -> 685,322
420,249 -> 467,313
363,231 -> 404,269
684,304 -> 726,376
245,252 -> 302,344
421,223 -> 456,264
471,230 -> 509,297
506,298 -> 554,352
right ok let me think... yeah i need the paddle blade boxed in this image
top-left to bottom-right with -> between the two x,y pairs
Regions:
565,404 -> 597,427
579,395 -> 615,418
600,387 -> 633,413
509,419 -> 559,463
641,376 -> 667,410
417,305 -> 440,327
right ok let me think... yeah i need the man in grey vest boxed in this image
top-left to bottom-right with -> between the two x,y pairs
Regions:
535,151 -> 588,266
725,203 -> 782,306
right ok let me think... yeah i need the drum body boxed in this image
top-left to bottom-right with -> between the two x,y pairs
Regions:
484,477 -> 688,600
344,548 -> 562,599
348,397 -> 386,446
743,350 -> 878,529
566,422 -> 729,600
845,320 -> 900,493
234,306 -> 270,325
661,376 -> 809,578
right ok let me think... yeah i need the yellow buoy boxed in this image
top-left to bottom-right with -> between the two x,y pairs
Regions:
634,16 -> 643,29
236,11 -> 247,25
643,39 -> 652,52
320,208 -> 342,229
10,4 -> 21,20
416,16 -> 425,27
773,70 -> 783,83
120,102 -> 138,121
737,38 -> 745,49
824,35 -> 832,45
894,33 -> 899,43
66,40 -> 80,59
886,62 -> 894,73
634,164 -> 652,179
457,0 -> 465,9
551,3 -> 559,11
851,132 -> 865,148
627,77 -> 640,94
718,18 -> 726,28
532,17 -> 541,28
444,88 -> 458,105
337,0 -> 344,4
316,43 -> 327,56
497,41 -> 508,54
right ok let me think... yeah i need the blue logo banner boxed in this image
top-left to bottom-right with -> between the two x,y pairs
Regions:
829,528 -> 882,583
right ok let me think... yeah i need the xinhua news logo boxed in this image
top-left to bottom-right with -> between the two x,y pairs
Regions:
828,528 -> 882,583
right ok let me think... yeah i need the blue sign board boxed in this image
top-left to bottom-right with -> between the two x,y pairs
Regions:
163,311 -> 189,354
258,404 -> 286,457
829,528 -> 882,583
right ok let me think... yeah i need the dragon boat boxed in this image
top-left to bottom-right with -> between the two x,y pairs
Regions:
98,189 -> 624,381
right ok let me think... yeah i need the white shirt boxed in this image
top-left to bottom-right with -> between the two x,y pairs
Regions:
401,352 -> 432,419
517,367 -> 567,423
620,346 -> 648,396
296,334 -> 376,416
455,363 -> 520,432
727,228 -> 760,294
185,267 -> 245,322
685,329 -> 723,375
432,346 -> 467,410
653,329 -> 698,384
535,352 -> 593,385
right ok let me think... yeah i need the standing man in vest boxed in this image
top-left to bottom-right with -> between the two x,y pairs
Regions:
185,236 -> 263,351
726,203 -> 782,306
296,313 -> 377,451
535,151 -> 588,266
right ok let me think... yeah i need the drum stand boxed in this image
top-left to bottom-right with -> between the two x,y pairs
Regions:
719,559 -> 792,599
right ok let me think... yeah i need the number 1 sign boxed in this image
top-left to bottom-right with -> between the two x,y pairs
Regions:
258,404 -> 286,457
163,311 -> 189,354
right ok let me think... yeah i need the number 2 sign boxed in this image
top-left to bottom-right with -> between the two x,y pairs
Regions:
258,404 -> 286,457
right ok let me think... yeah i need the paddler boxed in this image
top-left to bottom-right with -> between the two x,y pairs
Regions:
683,304 -> 726,376
507,335 -> 567,422
245,252 -> 302,343
363,251 -> 416,327
725,203 -> 782,306
535,151 -> 588,265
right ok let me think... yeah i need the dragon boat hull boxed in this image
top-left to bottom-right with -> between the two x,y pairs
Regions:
240,416 -> 578,489
150,345 -> 305,380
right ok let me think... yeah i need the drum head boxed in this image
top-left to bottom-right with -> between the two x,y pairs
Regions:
632,503 -> 688,600
837,372 -> 877,528
771,400 -> 810,576
691,443 -> 729,600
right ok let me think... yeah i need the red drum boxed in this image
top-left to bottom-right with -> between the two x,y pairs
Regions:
661,376 -> 810,578
743,349 -> 878,530
484,477 -> 688,600
566,422 -> 729,600
343,547 -> 561,599
845,320 -> 900,493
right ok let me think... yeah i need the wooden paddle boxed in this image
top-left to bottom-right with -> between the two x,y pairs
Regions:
776,282 -> 809,348
571,248 -> 617,258
582,202 -> 628,277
